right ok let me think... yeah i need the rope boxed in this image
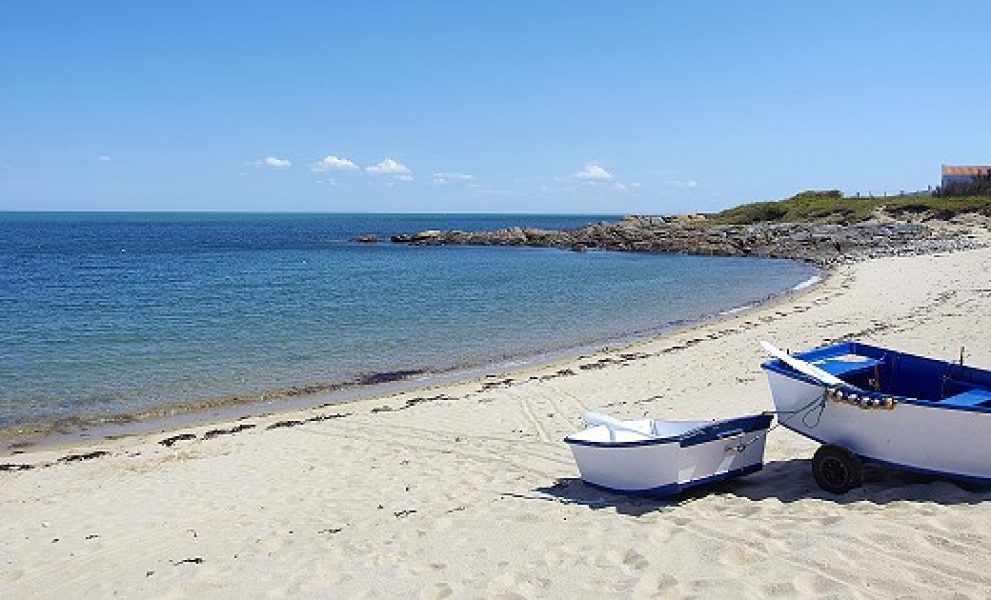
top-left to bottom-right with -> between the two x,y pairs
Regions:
727,392 -> 827,453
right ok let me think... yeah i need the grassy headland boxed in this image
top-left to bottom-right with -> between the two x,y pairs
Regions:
709,190 -> 991,225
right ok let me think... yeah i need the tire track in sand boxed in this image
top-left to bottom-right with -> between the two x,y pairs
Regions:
511,390 -> 554,444
298,421 -> 561,480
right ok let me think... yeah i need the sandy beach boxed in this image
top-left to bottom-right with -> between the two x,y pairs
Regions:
2,246 -> 991,599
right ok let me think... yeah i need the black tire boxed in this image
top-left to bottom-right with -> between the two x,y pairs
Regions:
812,444 -> 864,494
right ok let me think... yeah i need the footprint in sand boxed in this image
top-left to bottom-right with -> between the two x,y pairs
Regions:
632,574 -> 679,598
762,580 -> 800,597
647,523 -> 681,543
486,572 -> 523,596
418,582 -> 453,600
819,515 -> 843,526
602,548 -> 649,571
621,549 -> 650,571
542,546 -> 575,568
792,571 -> 844,595
719,544 -> 761,567
731,504 -> 761,518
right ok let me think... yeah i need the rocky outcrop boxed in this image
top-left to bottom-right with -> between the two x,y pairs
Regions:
388,214 -> 986,266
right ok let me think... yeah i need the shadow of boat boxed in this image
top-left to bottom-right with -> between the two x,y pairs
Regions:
728,458 -> 991,505
525,478 -> 680,516
534,459 -> 991,515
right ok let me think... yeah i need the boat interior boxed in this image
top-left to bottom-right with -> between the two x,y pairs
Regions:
790,342 -> 991,410
566,420 -> 711,444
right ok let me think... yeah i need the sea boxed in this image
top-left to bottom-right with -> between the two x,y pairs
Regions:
0,212 -> 818,431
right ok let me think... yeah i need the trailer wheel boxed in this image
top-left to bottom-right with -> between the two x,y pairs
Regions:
812,444 -> 863,494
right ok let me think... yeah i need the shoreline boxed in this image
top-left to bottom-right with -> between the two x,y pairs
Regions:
0,261 -> 825,456
1,271 -> 830,467
5,209 -> 983,452
3,246 -> 990,597
0,219 -> 982,458
0,221 -> 980,457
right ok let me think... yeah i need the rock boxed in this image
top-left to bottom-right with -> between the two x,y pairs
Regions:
669,213 -> 707,224
411,230 -> 443,243
386,215 -> 984,267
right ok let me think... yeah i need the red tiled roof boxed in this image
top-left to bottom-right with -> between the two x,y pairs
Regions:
942,165 -> 991,176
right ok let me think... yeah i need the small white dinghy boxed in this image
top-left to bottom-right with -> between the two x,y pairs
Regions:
564,411 -> 772,496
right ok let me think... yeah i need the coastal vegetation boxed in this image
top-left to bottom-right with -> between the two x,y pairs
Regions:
709,190 -> 991,225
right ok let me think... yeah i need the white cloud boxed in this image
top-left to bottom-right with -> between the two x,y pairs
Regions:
571,163 -> 614,181
612,182 -> 628,193
366,158 -> 412,179
265,157 -> 291,169
97,155 -> 112,162
432,172 -> 474,184
311,155 -> 358,172
665,179 -> 698,188
251,156 -> 292,170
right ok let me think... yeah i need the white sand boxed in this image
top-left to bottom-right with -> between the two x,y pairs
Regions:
2,247 -> 991,598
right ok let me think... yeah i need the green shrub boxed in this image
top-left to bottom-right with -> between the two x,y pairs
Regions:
710,192 -> 991,224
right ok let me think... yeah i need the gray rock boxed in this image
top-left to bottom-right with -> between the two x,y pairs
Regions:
388,217 -> 986,266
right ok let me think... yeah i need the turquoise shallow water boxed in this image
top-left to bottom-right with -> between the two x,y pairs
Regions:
0,212 -> 817,428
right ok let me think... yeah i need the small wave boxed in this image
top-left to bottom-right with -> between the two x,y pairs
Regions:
719,304 -> 755,316
791,275 -> 822,291
496,358 -> 531,368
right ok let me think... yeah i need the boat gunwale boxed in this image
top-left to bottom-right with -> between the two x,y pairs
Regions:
760,361 -> 991,414
563,414 -> 772,449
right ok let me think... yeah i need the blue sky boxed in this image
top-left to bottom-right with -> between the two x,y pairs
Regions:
1,1 -> 989,213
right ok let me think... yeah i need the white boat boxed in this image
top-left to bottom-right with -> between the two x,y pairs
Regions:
761,341 -> 991,493
564,412 -> 772,496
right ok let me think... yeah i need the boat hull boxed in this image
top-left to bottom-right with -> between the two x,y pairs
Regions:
765,369 -> 991,483
565,415 -> 771,496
